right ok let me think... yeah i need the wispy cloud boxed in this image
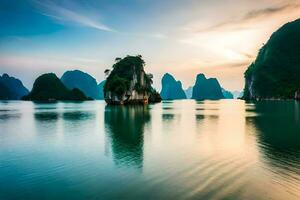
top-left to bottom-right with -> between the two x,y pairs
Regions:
195,2 -> 300,32
244,5 -> 293,20
33,0 -> 115,32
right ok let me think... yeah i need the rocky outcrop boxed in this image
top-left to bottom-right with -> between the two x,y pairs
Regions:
61,70 -> 102,99
22,73 -> 88,101
192,74 -> 224,100
243,19 -> 300,100
160,73 -> 186,100
104,55 -> 161,104
0,73 -> 29,100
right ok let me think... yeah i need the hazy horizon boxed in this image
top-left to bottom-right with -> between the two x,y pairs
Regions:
0,0 -> 300,91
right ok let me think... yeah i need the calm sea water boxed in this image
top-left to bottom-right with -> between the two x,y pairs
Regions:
0,100 -> 299,200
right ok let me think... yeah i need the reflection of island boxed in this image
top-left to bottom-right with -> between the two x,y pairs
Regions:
104,106 -> 150,168
63,111 -> 95,121
34,112 -> 59,121
249,101 -> 300,176
34,111 -> 59,135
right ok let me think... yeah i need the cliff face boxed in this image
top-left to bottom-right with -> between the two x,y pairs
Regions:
104,55 -> 160,104
0,73 -> 29,100
160,73 -> 186,100
22,73 -> 88,101
243,19 -> 300,99
192,74 -> 224,100
61,70 -> 101,99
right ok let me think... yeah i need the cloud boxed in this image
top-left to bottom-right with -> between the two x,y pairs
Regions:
195,2 -> 300,32
242,4 -> 298,21
33,0 -> 115,32
215,61 -> 251,69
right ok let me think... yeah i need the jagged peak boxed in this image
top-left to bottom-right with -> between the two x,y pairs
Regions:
162,73 -> 177,83
177,80 -> 183,87
196,73 -> 206,80
2,73 -> 10,78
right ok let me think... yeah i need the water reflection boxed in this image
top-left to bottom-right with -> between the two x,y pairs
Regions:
63,111 -> 95,121
104,106 -> 150,168
34,112 -> 59,121
1,100 -> 299,200
0,112 -> 21,120
162,113 -> 175,120
248,101 -> 300,197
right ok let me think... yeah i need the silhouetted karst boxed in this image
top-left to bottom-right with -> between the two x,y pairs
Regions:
0,73 -> 29,100
61,70 -> 101,99
22,73 -> 88,101
184,86 -> 193,99
104,55 -> 161,104
0,82 -> 11,100
222,88 -> 234,99
244,19 -> 300,99
97,80 -> 105,100
160,73 -> 186,100
192,74 -> 224,100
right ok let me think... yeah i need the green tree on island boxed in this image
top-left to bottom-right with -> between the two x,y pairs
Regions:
104,55 -> 161,104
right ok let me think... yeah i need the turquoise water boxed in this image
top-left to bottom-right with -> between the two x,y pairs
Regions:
0,100 -> 299,200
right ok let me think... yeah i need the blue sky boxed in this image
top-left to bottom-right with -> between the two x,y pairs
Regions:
0,0 -> 299,91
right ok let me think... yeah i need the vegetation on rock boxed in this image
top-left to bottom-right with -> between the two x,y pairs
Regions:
104,55 -> 161,104
244,19 -> 300,99
22,73 -> 88,101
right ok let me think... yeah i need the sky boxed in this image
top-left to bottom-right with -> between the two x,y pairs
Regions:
0,0 -> 300,91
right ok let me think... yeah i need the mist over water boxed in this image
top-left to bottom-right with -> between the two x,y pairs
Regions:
0,100 -> 299,200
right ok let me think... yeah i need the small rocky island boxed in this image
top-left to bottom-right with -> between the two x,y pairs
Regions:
104,55 -> 161,105
192,74 -> 224,100
160,73 -> 187,100
22,73 -> 89,101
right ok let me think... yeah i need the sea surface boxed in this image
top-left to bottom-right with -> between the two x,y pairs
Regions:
0,100 -> 299,200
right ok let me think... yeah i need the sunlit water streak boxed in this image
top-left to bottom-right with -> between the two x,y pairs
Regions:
0,100 -> 299,200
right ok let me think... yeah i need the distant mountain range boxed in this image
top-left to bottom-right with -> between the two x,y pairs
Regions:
0,70 -> 241,101
61,70 -> 104,100
0,70 -> 116,101
0,73 -> 29,100
160,73 -> 186,100
161,73 -> 239,100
